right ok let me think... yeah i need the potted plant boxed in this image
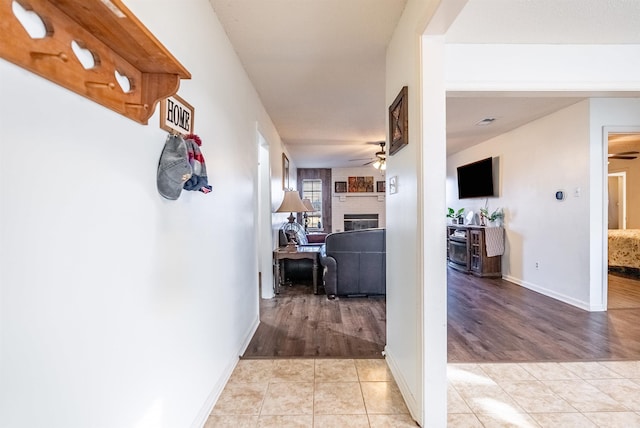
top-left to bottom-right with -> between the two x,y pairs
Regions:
447,207 -> 465,224
480,206 -> 504,226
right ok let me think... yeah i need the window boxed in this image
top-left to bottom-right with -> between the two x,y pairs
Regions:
302,179 -> 323,229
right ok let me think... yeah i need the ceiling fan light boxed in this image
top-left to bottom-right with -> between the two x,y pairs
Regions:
380,161 -> 386,171
372,160 -> 381,169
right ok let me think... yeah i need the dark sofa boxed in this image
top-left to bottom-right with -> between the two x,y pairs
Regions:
319,228 -> 386,299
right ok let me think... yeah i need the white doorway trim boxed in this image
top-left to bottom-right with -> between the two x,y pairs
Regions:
256,127 -> 275,299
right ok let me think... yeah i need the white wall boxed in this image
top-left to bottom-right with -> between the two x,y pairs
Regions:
331,167 -> 386,232
446,44 -> 640,92
385,0 -> 444,425
0,1 -> 285,427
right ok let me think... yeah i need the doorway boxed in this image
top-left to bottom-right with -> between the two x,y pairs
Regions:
257,131 -> 274,299
606,130 -> 640,309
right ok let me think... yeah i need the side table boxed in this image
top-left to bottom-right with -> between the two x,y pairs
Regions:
273,245 -> 322,295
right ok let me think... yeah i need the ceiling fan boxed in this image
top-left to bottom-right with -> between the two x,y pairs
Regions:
362,141 -> 386,169
349,141 -> 385,165
608,150 -> 639,160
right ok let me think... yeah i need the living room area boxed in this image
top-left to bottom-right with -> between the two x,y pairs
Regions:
246,163 -> 389,359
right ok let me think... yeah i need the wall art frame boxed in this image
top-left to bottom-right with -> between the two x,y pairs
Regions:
334,181 -> 347,193
348,176 -> 374,193
388,86 -> 408,156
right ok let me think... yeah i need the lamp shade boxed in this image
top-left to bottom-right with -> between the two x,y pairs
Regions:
373,158 -> 386,170
301,198 -> 314,212
276,190 -> 309,213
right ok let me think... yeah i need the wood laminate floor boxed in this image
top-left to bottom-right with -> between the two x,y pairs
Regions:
608,271 -> 640,309
448,267 -> 640,363
243,283 -> 386,359
245,268 -> 640,363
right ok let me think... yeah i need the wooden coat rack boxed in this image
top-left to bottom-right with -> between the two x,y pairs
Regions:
0,0 -> 191,124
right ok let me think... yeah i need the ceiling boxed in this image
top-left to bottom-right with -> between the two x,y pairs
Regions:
609,133 -> 640,153
210,0 -> 640,168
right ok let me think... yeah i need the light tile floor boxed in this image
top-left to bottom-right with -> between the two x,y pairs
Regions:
205,359 -> 640,427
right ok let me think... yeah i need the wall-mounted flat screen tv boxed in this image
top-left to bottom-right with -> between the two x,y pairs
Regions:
457,157 -> 494,199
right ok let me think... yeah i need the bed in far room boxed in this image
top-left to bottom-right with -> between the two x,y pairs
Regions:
608,229 -> 640,272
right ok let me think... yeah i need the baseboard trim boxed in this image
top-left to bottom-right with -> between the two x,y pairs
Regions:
190,315 -> 261,428
502,275 -> 592,311
239,316 -> 261,356
384,346 -> 422,427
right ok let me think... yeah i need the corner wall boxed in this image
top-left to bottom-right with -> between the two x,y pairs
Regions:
0,1 -> 285,426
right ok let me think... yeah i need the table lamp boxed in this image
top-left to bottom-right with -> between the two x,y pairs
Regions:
275,190 -> 311,250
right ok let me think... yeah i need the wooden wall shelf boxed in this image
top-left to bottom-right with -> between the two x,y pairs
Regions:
0,0 -> 191,124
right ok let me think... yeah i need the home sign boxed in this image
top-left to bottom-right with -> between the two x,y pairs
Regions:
160,94 -> 195,134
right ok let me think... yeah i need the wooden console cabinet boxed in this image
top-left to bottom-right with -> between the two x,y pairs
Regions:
447,225 -> 502,278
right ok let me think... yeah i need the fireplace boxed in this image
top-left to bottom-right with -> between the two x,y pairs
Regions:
344,214 -> 379,231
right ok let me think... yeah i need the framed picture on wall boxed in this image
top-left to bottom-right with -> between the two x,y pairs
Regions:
376,180 -> 385,193
388,86 -> 408,155
282,153 -> 289,190
334,181 -> 347,193
348,176 -> 375,192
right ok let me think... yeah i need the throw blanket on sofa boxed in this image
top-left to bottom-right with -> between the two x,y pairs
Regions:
608,229 -> 640,269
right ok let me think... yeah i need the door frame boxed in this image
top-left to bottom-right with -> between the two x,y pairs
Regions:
256,126 -> 275,299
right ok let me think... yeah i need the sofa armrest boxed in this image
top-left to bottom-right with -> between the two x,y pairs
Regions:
319,247 -> 337,298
